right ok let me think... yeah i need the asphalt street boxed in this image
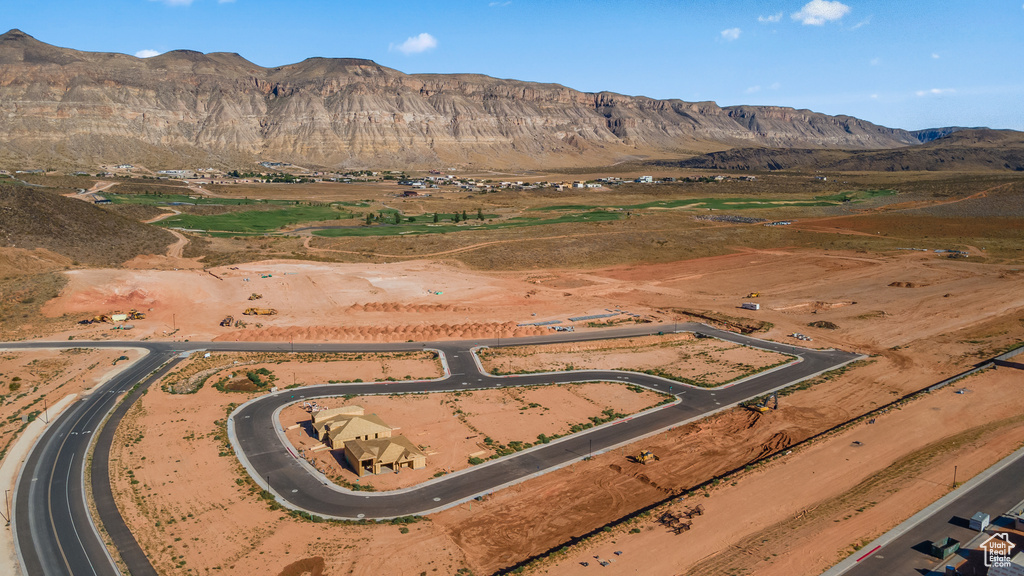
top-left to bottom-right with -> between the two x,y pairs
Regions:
4,323 -> 861,575
835,447 -> 1024,576
228,324 -> 861,519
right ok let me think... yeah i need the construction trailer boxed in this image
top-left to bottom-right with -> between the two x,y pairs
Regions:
741,302 -> 760,311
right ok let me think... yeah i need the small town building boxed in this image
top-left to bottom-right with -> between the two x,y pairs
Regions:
344,435 -> 427,476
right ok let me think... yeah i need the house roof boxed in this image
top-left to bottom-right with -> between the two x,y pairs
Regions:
345,435 -> 425,464
311,405 -> 364,425
324,413 -> 392,443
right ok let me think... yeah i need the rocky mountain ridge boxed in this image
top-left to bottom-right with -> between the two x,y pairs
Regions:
0,29 -> 922,169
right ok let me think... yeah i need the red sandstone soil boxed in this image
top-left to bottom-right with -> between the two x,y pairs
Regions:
81,249 -> 1024,575
479,333 -> 792,386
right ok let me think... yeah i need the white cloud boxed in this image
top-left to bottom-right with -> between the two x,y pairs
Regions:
870,93 -> 879,99
850,16 -> 871,30
758,12 -> 783,23
488,1 -> 511,6
720,27 -> 742,41
135,49 -> 161,58
390,33 -> 438,55
931,53 -> 940,59
745,85 -> 761,94
792,0 -> 850,25
870,57 -> 880,66
915,88 -> 955,97
149,0 -> 194,5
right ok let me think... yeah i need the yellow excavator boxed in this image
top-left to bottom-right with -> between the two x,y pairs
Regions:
634,450 -> 660,465
747,392 -> 778,414
747,292 -> 760,298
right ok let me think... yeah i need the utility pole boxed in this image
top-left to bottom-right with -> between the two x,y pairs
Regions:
172,314 -> 176,331
42,398 -> 47,423
952,465 -> 958,488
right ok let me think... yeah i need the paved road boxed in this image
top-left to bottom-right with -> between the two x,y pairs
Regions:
13,348 -> 174,576
827,445 -> 1024,576
228,324 -> 861,519
4,324 -> 860,575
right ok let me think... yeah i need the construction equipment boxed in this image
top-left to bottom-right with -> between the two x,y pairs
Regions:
127,309 -> 146,320
747,292 -> 760,298
244,308 -> 277,316
248,293 -> 263,300
220,315 -> 234,327
79,314 -> 112,325
747,392 -> 778,413
633,450 -> 660,465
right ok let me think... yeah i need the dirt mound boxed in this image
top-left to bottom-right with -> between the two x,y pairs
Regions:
347,302 -> 466,313
215,322 -> 547,343
275,557 -> 325,576
808,321 -> 839,330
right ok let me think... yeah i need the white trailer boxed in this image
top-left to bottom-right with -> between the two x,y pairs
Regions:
741,302 -> 760,311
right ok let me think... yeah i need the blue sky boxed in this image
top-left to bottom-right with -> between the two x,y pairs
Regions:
4,0 -> 1023,131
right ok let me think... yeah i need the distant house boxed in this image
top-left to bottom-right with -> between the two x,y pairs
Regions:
635,175 -> 654,183
344,435 -> 427,477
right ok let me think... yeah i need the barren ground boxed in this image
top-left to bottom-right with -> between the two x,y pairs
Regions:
158,350 -> 443,394
478,333 -> 794,386
279,382 -> 669,491
533,368 -> 1024,576
9,224 -> 1014,575
0,347 -> 142,467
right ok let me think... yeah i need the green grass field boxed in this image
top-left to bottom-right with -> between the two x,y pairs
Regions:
533,190 -> 896,212
311,211 -> 621,237
157,206 -> 355,233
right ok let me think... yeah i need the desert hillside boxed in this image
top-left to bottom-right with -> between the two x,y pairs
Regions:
666,129 -> 1024,172
0,29 -> 920,170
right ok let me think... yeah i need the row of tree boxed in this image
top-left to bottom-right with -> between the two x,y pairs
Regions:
364,208 -> 485,226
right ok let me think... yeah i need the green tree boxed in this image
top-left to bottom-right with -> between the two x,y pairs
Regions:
393,212 -> 401,224
365,213 -> 372,225
477,208 -> 483,221
433,213 -> 439,223
462,210 -> 467,221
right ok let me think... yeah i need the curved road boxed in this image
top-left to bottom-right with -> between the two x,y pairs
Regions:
230,324 -> 861,519
5,324 -> 861,575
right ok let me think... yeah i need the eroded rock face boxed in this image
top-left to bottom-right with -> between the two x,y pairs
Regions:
0,29 -> 919,169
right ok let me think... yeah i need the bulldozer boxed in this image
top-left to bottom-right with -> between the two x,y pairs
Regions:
220,315 -> 234,327
244,308 -> 277,316
746,392 -> 778,414
746,292 -> 760,298
127,309 -> 146,320
248,293 -> 263,300
633,450 -> 660,465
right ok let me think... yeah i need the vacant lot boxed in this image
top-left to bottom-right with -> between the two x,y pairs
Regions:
159,351 -> 443,394
478,333 -> 794,386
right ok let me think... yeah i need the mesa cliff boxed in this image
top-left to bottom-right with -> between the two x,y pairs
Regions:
0,29 -> 920,169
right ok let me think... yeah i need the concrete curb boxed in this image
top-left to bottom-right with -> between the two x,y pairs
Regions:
820,443 -> 1024,576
